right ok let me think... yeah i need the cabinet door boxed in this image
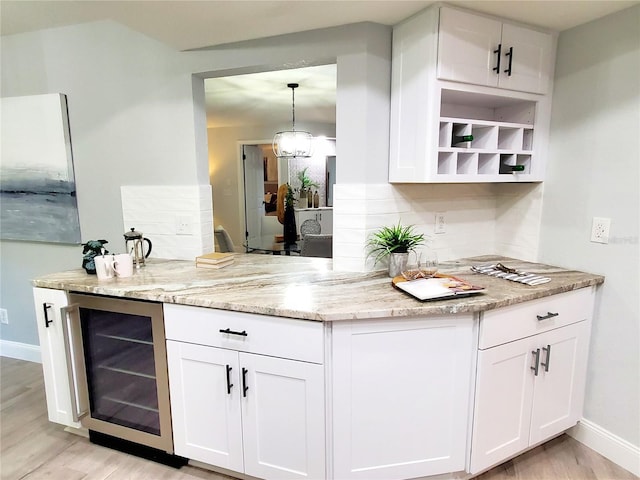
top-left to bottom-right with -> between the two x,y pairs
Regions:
332,316 -> 474,479
499,23 -> 553,94
317,209 -> 333,234
166,341 -> 243,471
438,7 -> 502,87
240,353 -> 325,480
529,321 -> 589,444
33,287 -> 81,428
470,336 -> 535,474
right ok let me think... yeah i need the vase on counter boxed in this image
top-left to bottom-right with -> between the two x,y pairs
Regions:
283,206 -> 297,246
388,252 -> 409,278
307,190 -> 313,208
299,188 -> 308,208
313,190 -> 319,208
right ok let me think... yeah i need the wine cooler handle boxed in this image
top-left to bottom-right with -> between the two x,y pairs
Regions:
242,367 -> 249,397
504,46 -> 514,76
60,304 -> 90,423
493,44 -> 502,73
43,303 -> 54,328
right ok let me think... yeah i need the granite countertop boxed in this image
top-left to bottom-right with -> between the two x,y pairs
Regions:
32,254 -> 604,321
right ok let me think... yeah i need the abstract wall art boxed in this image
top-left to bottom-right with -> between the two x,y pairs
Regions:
1,94 -> 81,244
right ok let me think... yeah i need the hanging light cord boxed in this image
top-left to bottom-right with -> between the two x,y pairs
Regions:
288,82 -> 298,132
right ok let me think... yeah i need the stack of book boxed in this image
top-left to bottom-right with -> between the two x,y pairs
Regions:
196,252 -> 235,269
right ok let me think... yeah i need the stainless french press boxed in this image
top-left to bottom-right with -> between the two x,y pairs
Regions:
124,227 -> 152,267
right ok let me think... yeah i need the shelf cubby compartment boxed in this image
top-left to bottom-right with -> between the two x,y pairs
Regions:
498,127 -> 524,151
478,154 -> 499,175
522,128 -> 534,151
457,153 -> 478,175
499,154 -> 532,175
439,122 -> 453,148
471,125 -> 498,150
452,122 -> 473,148
438,152 -> 456,174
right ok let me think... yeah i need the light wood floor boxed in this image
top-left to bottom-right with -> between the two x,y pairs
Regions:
1,357 -> 637,480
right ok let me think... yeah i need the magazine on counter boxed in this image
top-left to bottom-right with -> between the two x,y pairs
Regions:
394,276 -> 485,301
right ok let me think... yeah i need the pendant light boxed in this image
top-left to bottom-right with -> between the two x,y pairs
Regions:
272,83 -> 313,158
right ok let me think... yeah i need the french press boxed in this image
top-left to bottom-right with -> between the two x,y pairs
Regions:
124,227 -> 152,267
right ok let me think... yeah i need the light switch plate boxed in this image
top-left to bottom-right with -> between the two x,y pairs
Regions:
435,212 -> 446,234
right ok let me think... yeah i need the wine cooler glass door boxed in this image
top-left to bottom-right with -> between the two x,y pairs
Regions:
79,307 -> 160,435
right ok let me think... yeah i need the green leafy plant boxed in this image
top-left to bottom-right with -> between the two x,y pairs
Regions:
285,184 -> 296,209
366,222 -> 425,265
297,167 -> 319,192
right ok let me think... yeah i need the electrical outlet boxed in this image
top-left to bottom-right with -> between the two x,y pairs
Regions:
0,308 -> 8,325
435,212 -> 446,234
590,217 -> 611,244
176,216 -> 193,235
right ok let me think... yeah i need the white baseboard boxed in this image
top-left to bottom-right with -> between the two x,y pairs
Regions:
569,419 -> 640,477
0,340 -> 41,363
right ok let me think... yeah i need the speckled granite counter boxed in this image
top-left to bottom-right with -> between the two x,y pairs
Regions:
32,254 -> 604,321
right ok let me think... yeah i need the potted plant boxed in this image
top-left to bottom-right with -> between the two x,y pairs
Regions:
297,167 -> 319,205
366,222 -> 425,277
283,184 -> 298,246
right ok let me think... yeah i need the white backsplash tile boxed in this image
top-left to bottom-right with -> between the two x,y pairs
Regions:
121,185 -> 214,260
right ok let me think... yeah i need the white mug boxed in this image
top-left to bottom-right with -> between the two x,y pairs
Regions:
112,253 -> 134,278
94,255 -> 115,280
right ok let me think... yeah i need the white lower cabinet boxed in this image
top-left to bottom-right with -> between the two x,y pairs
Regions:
33,287 -> 82,428
470,289 -> 593,474
165,305 -> 325,480
331,315 -> 476,480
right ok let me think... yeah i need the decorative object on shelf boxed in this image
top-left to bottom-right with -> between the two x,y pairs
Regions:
81,239 -> 109,274
272,83 -> 313,158
296,167 -> 319,206
283,184 -> 298,246
366,222 -> 426,277
123,227 -> 152,268
313,190 -> 320,208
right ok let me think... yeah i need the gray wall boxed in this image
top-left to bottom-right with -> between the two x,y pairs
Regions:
540,5 -> 640,446
0,19 -> 391,345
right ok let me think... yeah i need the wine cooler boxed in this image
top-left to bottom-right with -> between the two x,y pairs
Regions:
64,294 -> 182,464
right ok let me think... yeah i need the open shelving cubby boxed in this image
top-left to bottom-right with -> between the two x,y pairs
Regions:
437,89 -> 538,181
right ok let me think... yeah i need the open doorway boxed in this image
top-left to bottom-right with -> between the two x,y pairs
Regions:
205,65 -> 336,251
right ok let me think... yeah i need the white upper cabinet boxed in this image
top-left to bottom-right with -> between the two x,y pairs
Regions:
438,7 -> 554,94
389,5 -> 557,183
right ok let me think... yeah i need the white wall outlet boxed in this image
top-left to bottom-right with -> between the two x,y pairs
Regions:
0,308 -> 8,324
590,217 -> 611,244
176,215 -> 194,235
435,212 -> 446,234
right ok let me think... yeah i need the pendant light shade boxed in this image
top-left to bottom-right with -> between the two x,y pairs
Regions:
273,83 -> 313,158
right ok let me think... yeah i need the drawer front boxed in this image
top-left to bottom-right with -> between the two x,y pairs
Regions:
479,287 -> 595,349
164,304 -> 324,364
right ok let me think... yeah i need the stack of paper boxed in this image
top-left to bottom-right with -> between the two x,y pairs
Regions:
196,252 -> 235,269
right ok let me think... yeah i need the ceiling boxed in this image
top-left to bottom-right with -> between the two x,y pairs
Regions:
2,0 -> 637,128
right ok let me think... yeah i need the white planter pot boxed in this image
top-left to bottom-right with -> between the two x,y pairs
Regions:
388,252 -> 409,278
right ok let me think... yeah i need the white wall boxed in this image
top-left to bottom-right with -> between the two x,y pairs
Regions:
539,4 -> 639,452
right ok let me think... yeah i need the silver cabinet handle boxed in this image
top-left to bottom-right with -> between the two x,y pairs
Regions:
541,344 -> 552,372
531,348 -> 541,376
60,304 -> 89,423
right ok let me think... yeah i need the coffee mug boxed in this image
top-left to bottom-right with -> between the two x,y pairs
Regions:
94,255 -> 115,280
112,253 -> 134,278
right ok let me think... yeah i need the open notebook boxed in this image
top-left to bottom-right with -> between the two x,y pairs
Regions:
395,276 -> 485,301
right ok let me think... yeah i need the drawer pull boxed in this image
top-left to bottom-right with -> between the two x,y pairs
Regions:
225,365 -> 233,395
541,345 -> 552,372
43,303 -> 53,328
242,368 -> 249,397
536,312 -> 559,321
219,328 -> 248,337
531,348 -> 540,376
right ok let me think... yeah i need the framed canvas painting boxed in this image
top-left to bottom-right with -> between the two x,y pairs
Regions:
1,93 -> 81,244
